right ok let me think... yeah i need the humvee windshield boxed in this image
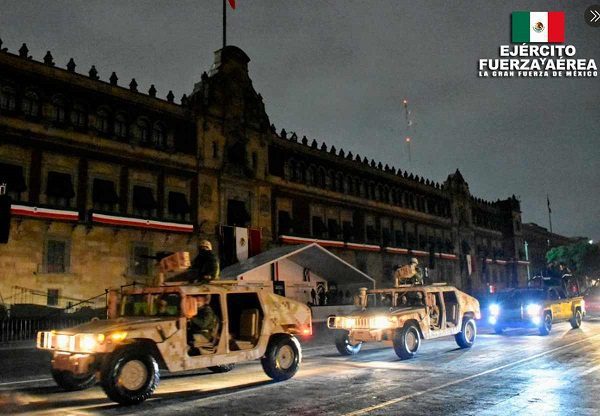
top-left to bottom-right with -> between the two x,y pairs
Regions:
367,290 -> 425,308
120,292 -> 181,317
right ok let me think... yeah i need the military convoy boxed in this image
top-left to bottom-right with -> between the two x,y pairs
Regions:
327,284 -> 481,359
36,250 -> 588,406
37,280 -> 312,405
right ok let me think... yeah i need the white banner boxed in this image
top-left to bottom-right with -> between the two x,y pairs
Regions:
235,227 -> 249,261
466,254 -> 472,276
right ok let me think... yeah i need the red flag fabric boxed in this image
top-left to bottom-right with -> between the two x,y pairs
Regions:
228,0 -> 236,9
248,228 -> 261,257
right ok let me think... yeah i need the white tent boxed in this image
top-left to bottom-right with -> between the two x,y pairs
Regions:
220,243 -> 375,294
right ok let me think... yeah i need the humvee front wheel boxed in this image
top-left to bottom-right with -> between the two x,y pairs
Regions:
208,364 -> 235,373
570,309 -> 583,329
539,312 -> 552,336
100,346 -> 160,405
455,318 -> 477,348
393,324 -> 420,360
51,368 -> 96,391
261,334 -> 301,381
334,331 -> 362,356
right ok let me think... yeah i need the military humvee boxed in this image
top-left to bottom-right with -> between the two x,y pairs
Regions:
37,280 -> 312,405
327,284 -> 480,359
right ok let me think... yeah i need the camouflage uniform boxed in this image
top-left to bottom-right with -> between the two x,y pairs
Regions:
190,305 -> 218,342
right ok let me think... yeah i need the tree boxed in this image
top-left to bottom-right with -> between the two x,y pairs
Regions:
546,241 -> 600,278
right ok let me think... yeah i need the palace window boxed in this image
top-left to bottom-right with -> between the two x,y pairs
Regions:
167,191 -> 190,221
0,87 -> 17,111
70,104 -> 87,128
47,289 -> 60,306
153,122 -> 166,147
0,162 -> 27,201
114,113 -> 127,139
96,109 -> 110,133
132,185 -> 157,217
51,97 -> 66,123
46,171 -> 75,207
130,242 -> 152,276
44,238 -> 70,274
92,178 -> 119,211
21,91 -> 39,117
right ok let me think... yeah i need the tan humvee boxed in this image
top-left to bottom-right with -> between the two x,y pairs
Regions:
327,283 -> 480,359
37,257 -> 312,405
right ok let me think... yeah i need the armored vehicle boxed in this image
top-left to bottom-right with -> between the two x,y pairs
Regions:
487,286 -> 585,335
37,281 -> 312,405
327,284 -> 480,359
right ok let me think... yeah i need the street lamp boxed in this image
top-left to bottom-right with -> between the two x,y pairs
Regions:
589,239 -> 594,245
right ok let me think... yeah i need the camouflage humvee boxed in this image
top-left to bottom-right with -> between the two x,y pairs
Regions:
37,280 -> 312,405
327,284 -> 480,359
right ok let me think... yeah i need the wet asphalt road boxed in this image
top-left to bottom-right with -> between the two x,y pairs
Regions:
1,319 -> 599,415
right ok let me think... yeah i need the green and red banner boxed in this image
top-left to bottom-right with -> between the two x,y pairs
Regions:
512,11 -> 565,43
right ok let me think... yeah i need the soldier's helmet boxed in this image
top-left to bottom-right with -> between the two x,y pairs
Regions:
410,257 -> 419,265
199,240 -> 213,251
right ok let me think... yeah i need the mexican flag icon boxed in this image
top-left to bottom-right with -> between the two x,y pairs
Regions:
512,11 -> 565,43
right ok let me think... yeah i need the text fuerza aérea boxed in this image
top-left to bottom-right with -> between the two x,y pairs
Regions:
478,44 -> 597,78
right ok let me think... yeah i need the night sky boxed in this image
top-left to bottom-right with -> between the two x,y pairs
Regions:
1,0 -> 598,240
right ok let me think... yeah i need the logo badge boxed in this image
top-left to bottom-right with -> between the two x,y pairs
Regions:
533,21 -> 545,33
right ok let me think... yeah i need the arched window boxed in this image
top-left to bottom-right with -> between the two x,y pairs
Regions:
21,91 -> 39,117
96,108 -> 110,133
153,122 -> 166,147
296,162 -> 305,183
135,118 -> 150,143
51,96 -> 66,123
336,172 -> 344,193
70,103 -> 87,127
318,167 -> 326,188
0,87 -> 17,111
306,165 -> 315,185
114,113 -> 127,139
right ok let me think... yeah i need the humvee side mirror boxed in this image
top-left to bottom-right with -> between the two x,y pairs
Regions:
183,296 -> 198,318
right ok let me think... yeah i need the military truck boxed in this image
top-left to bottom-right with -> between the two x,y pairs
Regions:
487,286 -> 585,335
327,284 -> 480,359
37,280 -> 312,405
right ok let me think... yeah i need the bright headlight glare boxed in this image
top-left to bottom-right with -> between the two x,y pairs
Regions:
526,304 -> 541,316
372,316 -> 392,329
56,334 -> 69,350
79,334 -> 97,352
343,318 -> 356,328
489,304 -> 500,316
109,331 -> 128,342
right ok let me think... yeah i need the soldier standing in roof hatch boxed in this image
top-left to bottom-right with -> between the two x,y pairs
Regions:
188,240 -> 220,283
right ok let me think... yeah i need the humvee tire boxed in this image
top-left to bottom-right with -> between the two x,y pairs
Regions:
539,312 -> 552,336
208,364 -> 235,373
570,309 -> 583,329
393,323 -> 420,360
261,334 -> 301,381
100,345 -> 160,405
334,330 -> 363,356
455,318 -> 477,348
51,368 -> 96,391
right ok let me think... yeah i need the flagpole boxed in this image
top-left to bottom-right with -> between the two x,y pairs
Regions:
222,0 -> 227,48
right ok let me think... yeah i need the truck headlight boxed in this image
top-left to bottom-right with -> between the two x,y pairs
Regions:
489,304 -> 500,316
79,334 -> 99,352
526,304 -> 541,316
343,318 -> 356,329
56,334 -> 70,350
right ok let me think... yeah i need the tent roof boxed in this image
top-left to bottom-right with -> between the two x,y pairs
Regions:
220,243 -> 375,287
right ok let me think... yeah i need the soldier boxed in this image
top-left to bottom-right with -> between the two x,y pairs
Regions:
394,258 -> 423,286
190,294 -> 218,345
188,240 -> 220,283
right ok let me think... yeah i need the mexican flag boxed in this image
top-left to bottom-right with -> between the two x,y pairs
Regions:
512,11 -> 565,43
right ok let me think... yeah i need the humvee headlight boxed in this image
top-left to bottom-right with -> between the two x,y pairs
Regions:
343,318 -> 356,328
56,334 -> 70,350
109,331 -> 128,342
489,304 -> 500,316
371,316 -> 392,329
79,334 -> 99,352
526,304 -> 541,316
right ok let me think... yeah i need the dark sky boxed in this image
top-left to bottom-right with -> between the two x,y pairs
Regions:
1,0 -> 598,240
